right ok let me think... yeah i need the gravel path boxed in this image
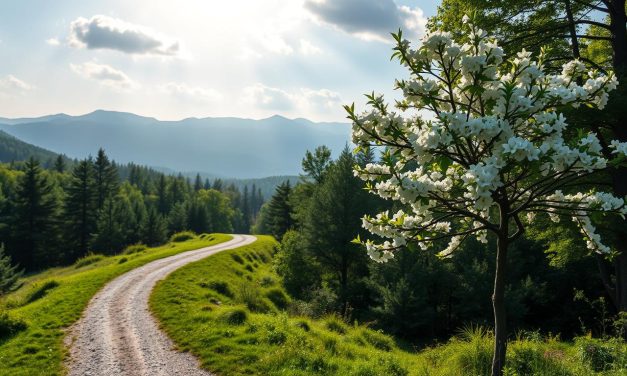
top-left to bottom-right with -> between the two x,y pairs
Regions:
65,234 -> 256,376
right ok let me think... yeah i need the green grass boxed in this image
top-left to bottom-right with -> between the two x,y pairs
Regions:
0,233 -> 231,376
150,236 -> 627,376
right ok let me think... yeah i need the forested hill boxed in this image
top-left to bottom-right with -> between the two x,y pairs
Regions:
0,110 -> 351,178
0,129 -> 71,168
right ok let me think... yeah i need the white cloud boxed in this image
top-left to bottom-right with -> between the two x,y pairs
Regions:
243,83 -> 294,110
242,83 -> 343,114
69,15 -> 180,56
70,62 -> 138,90
46,38 -> 60,46
0,75 -> 34,95
299,39 -> 322,55
160,82 -> 222,102
305,0 -> 426,42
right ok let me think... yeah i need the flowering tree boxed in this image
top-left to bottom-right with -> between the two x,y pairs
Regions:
346,18 -> 627,376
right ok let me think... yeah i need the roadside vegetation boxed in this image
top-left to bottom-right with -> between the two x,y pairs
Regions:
150,236 -> 627,375
0,233 -> 230,376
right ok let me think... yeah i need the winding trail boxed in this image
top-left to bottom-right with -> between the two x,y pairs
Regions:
65,234 -> 256,376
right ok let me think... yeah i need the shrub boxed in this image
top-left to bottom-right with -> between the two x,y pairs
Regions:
259,276 -> 275,287
199,280 -> 233,298
576,337 -> 616,372
361,329 -> 394,351
169,231 -> 196,242
123,243 -> 147,254
24,280 -> 59,304
324,316 -> 348,334
220,308 -> 248,325
74,253 -> 104,268
237,282 -> 271,313
118,257 -> 128,264
0,309 -> 27,340
231,254 -> 245,264
244,264 -> 254,272
266,288 -> 289,310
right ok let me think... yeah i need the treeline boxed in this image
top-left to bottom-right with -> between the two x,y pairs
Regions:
257,146 -> 609,342
0,149 -> 264,271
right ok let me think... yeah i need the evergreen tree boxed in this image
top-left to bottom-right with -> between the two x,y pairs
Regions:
0,244 -> 22,295
156,174 -> 169,214
301,145 -> 332,183
10,158 -> 59,270
187,199 -> 208,234
168,202 -> 188,233
241,185 -> 251,232
93,148 -> 119,210
194,173 -> 203,192
141,207 -> 167,246
54,155 -> 66,173
212,178 -> 223,191
91,196 -> 126,253
65,158 -> 97,259
203,178 -> 211,190
266,181 -> 293,240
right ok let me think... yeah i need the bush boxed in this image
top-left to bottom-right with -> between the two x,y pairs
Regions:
361,329 -> 394,351
74,253 -> 104,268
576,337 -> 617,372
199,280 -> 233,298
237,282 -> 271,313
324,316 -> 348,334
169,231 -> 196,242
123,243 -> 147,254
0,310 -> 27,340
231,254 -> 245,264
118,257 -> 128,264
266,288 -> 289,310
220,308 -> 248,325
259,276 -> 275,287
24,280 -> 59,304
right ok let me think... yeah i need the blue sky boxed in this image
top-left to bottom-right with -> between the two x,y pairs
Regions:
0,0 -> 439,121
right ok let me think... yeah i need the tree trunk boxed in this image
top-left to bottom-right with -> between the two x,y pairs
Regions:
491,203 -> 509,376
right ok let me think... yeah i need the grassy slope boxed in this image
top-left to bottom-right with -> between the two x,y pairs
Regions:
151,236 -> 627,376
0,233 -> 231,376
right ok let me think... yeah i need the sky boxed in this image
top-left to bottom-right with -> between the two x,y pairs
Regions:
0,0 -> 439,122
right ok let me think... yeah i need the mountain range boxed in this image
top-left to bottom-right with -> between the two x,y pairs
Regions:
0,110 -> 351,178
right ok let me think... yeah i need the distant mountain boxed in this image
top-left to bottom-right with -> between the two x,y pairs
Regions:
0,110 -> 351,178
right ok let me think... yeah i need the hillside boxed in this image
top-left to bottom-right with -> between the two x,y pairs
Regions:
0,110 -> 351,178
0,129 -> 71,168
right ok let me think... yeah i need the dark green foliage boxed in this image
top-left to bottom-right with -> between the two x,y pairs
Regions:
301,145 -> 332,183
266,288 -> 289,309
64,158 -> 97,259
91,196 -> 127,253
0,245 -> 22,295
220,308 -> 248,325
9,158 -> 59,270
74,253 -> 104,268
274,230 -> 321,299
202,280 -> 234,298
141,207 -> 167,246
576,337 -> 619,372
93,148 -> 119,211
266,181 -> 293,240
0,310 -> 27,340
24,280 -> 59,304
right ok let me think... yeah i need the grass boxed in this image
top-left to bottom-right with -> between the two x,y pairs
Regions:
0,233 -> 231,376
150,236 -> 627,376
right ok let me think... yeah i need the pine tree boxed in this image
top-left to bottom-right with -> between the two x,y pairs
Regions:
65,158 -> 97,259
141,207 -> 167,246
266,181 -> 293,240
203,178 -> 211,190
212,178 -> 223,191
93,148 -> 119,210
168,202 -> 188,233
242,185 -> 251,232
10,158 -> 59,270
91,196 -> 125,253
156,174 -> 169,214
0,244 -> 22,295
54,155 -> 66,173
194,173 -> 203,192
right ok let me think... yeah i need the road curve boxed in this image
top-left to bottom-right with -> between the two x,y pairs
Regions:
65,234 -> 257,376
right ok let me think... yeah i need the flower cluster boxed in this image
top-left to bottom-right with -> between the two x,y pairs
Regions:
348,18 -> 625,262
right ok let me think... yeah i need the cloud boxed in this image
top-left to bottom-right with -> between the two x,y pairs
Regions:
46,38 -> 60,46
299,39 -> 322,55
304,0 -> 426,42
243,83 -> 295,110
69,15 -> 180,56
160,82 -> 222,102
0,75 -> 34,95
70,62 -> 138,90
242,84 -> 343,114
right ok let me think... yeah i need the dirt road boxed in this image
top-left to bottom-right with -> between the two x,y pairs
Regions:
65,234 -> 256,376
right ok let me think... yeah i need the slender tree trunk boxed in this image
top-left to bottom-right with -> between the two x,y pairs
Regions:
491,203 -> 509,376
